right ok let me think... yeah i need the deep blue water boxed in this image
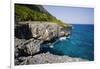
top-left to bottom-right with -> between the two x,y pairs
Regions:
41,24 -> 94,61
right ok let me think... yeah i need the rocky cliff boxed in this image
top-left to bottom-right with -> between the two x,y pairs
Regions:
15,21 -> 70,56
14,22 -> 87,65
15,21 -> 69,40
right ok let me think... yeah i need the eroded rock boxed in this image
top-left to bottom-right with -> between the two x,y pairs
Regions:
15,52 -> 88,65
15,22 -> 70,40
15,38 -> 43,58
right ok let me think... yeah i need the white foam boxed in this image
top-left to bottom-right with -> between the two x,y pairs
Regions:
50,45 -> 54,48
59,37 -> 66,41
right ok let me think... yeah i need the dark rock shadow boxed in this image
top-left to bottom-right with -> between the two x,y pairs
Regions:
15,24 -> 33,40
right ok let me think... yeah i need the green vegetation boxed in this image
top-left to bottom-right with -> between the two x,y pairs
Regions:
15,4 -> 69,28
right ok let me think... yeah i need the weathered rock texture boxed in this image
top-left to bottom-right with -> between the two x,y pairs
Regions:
15,52 -> 87,65
15,21 -> 69,40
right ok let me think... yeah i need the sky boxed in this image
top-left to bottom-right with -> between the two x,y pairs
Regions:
43,5 -> 94,24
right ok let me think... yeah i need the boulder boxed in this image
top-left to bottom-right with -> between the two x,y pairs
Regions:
15,38 -> 43,58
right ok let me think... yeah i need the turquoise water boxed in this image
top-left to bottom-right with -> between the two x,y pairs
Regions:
41,24 -> 94,61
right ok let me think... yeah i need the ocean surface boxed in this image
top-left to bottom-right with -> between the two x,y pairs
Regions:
41,24 -> 94,61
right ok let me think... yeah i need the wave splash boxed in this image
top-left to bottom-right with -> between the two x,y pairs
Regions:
59,37 -> 67,41
50,36 -> 68,48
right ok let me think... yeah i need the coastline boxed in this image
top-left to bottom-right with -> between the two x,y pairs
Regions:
14,22 -> 89,65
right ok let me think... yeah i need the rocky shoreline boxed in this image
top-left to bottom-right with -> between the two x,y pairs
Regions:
15,21 -> 88,65
15,52 -> 87,65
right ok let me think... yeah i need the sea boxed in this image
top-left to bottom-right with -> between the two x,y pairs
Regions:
41,24 -> 94,61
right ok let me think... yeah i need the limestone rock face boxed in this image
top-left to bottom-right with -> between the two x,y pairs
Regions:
29,22 -> 60,41
15,21 -> 69,40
